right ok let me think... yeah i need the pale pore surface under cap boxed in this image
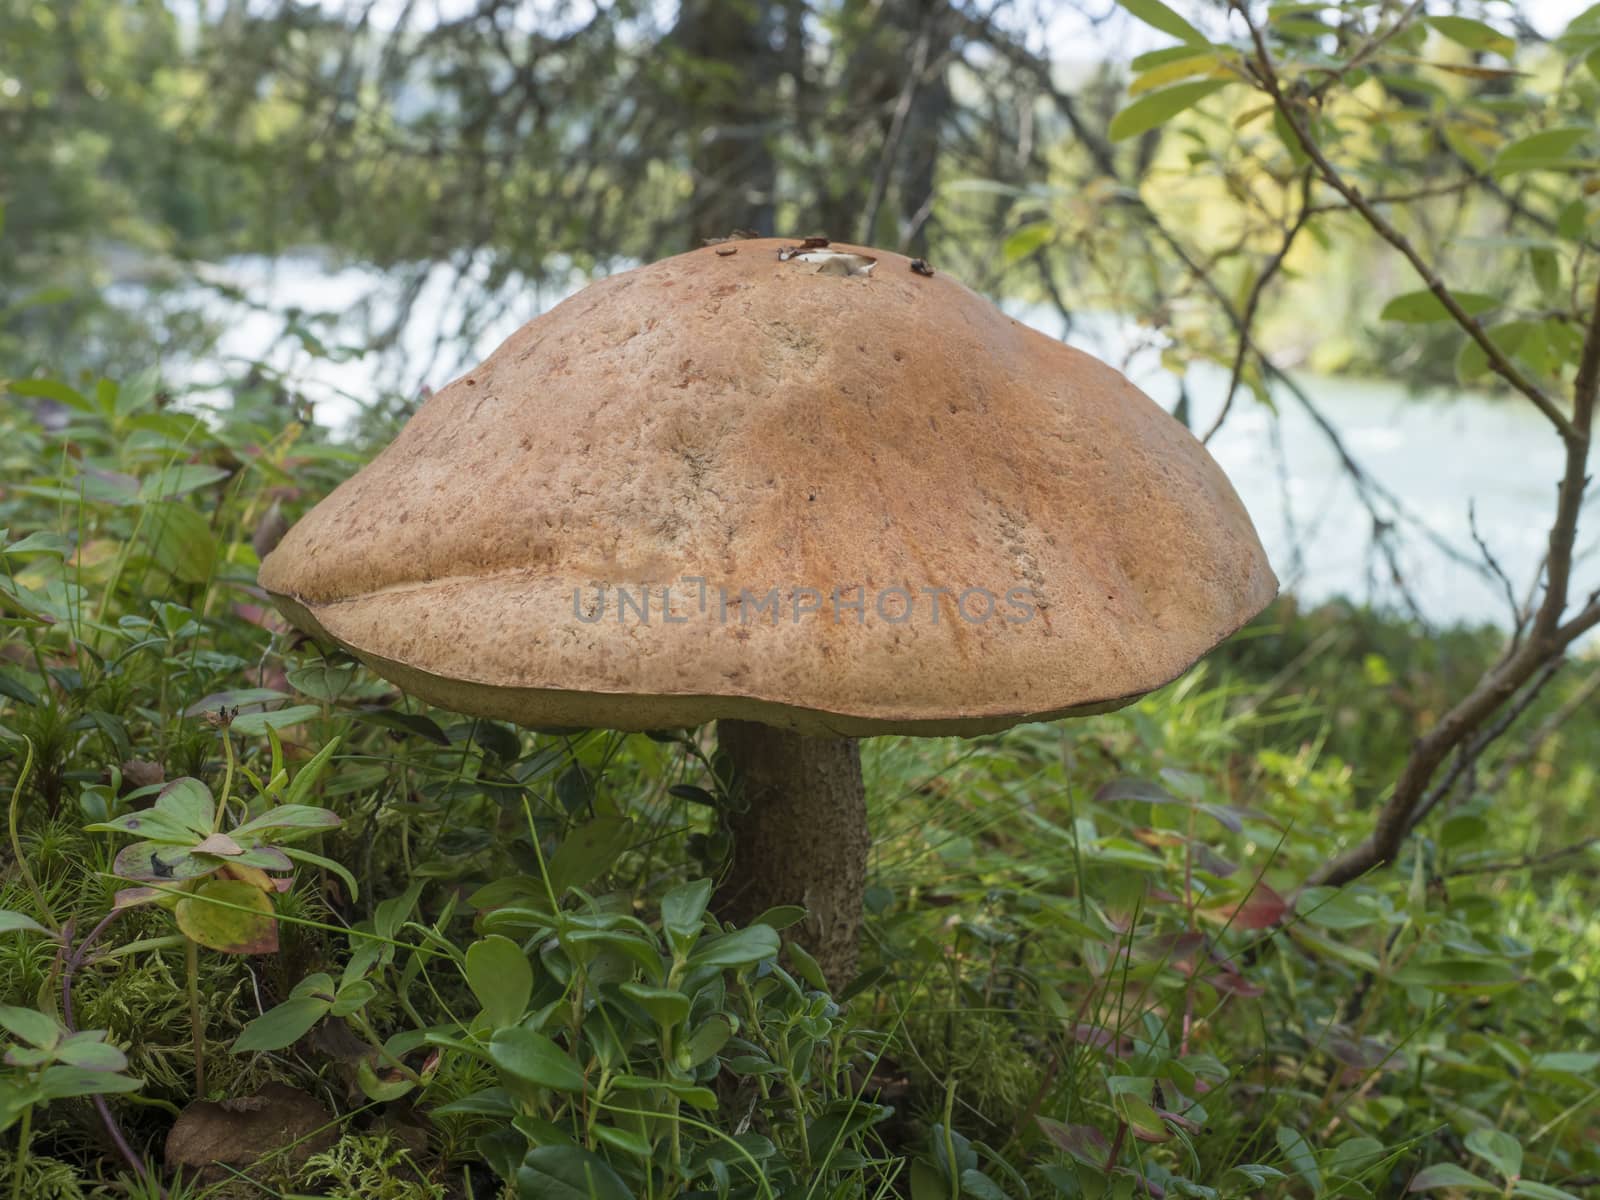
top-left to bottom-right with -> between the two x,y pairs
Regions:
260,239 -> 1277,736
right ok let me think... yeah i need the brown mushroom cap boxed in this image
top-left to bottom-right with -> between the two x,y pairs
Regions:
260,239 -> 1276,736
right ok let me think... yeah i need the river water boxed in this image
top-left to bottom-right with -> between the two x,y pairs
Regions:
154,252 -> 1581,630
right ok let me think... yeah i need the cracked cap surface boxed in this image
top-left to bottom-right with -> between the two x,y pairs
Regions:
259,238 -> 1277,736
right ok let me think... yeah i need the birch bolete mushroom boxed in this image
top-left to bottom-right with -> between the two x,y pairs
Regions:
258,237 -> 1276,987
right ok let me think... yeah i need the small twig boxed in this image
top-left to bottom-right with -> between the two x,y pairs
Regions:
1405,656 -> 1566,834
1303,177 -> 1479,215
1441,836 -> 1600,879
1468,501 -> 1528,646
1202,172 -> 1313,444
1485,663 -> 1600,796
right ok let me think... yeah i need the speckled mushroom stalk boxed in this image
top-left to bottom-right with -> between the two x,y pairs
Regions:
259,237 -> 1276,996
714,722 -> 868,986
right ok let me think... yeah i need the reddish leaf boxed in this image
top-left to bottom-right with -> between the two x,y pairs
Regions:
1207,966 -> 1265,997
1200,881 -> 1288,930
1132,931 -> 1204,965
1037,1116 -> 1109,1165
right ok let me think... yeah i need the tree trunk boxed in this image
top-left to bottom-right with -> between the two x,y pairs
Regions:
714,720 -> 868,989
674,0 -> 784,246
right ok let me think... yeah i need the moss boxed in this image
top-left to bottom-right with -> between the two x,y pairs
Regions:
0,1151 -> 88,1200
900,1006 -> 1041,1133
298,1134 -> 446,1200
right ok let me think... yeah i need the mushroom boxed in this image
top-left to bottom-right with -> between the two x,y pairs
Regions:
258,238 -> 1276,987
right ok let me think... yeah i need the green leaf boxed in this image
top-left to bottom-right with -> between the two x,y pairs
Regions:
1296,887 -> 1383,931
154,778 -> 217,837
0,911 -> 52,937
489,1027 -> 586,1093
433,1087 -> 517,1118
546,816 -> 634,896
516,1146 -> 636,1200
230,705 -> 321,736
356,1056 -> 417,1102
684,1014 -> 733,1067
1455,319 -> 1543,382
750,904 -> 808,932
233,996 -> 331,1052
1493,127 -> 1592,176
1114,0 -> 1206,44
331,979 -> 377,1017
0,673 -> 40,707
0,1005 -> 61,1050
466,936 -> 534,1029
660,878 -> 713,956
2,532 -> 72,558
1530,246 -> 1561,298
1428,16 -> 1515,56
175,879 -> 279,955
137,464 -> 230,502
112,842 -> 216,884
1531,1051 -> 1600,1075
144,502 -> 216,584
285,663 -> 357,702
1276,1126 -> 1321,1194
1379,290 -> 1499,323
592,1124 -> 653,1161
687,925 -> 780,971
1002,221 -> 1054,265
1130,51 -> 1222,95
1513,1182 -> 1583,1200
1465,1130 -> 1522,1181
6,378 -> 91,411
1109,80 -> 1231,141
279,845 -> 360,903
351,707 -> 450,744
1411,1164 -> 1500,1192
232,804 -> 341,839
34,1066 -> 142,1101
612,1073 -> 718,1109
959,1170 -> 1009,1200
283,734 -> 343,808
786,943 -> 828,992
53,1038 -> 129,1071
1116,1093 -> 1172,1143
618,983 -> 690,1029
1392,958 -> 1519,992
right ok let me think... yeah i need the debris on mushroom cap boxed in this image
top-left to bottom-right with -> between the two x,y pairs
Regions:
798,250 -> 875,277
910,258 -> 934,277
259,237 -> 1276,738
777,236 -> 833,262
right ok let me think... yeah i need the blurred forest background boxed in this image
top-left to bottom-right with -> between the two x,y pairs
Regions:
5,0 -> 1599,622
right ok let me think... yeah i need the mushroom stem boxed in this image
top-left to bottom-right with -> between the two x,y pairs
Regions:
714,720 -> 868,989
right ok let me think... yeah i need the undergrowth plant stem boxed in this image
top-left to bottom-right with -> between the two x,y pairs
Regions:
186,936 -> 205,1096
7,737 -> 55,929
10,1105 -> 31,1200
